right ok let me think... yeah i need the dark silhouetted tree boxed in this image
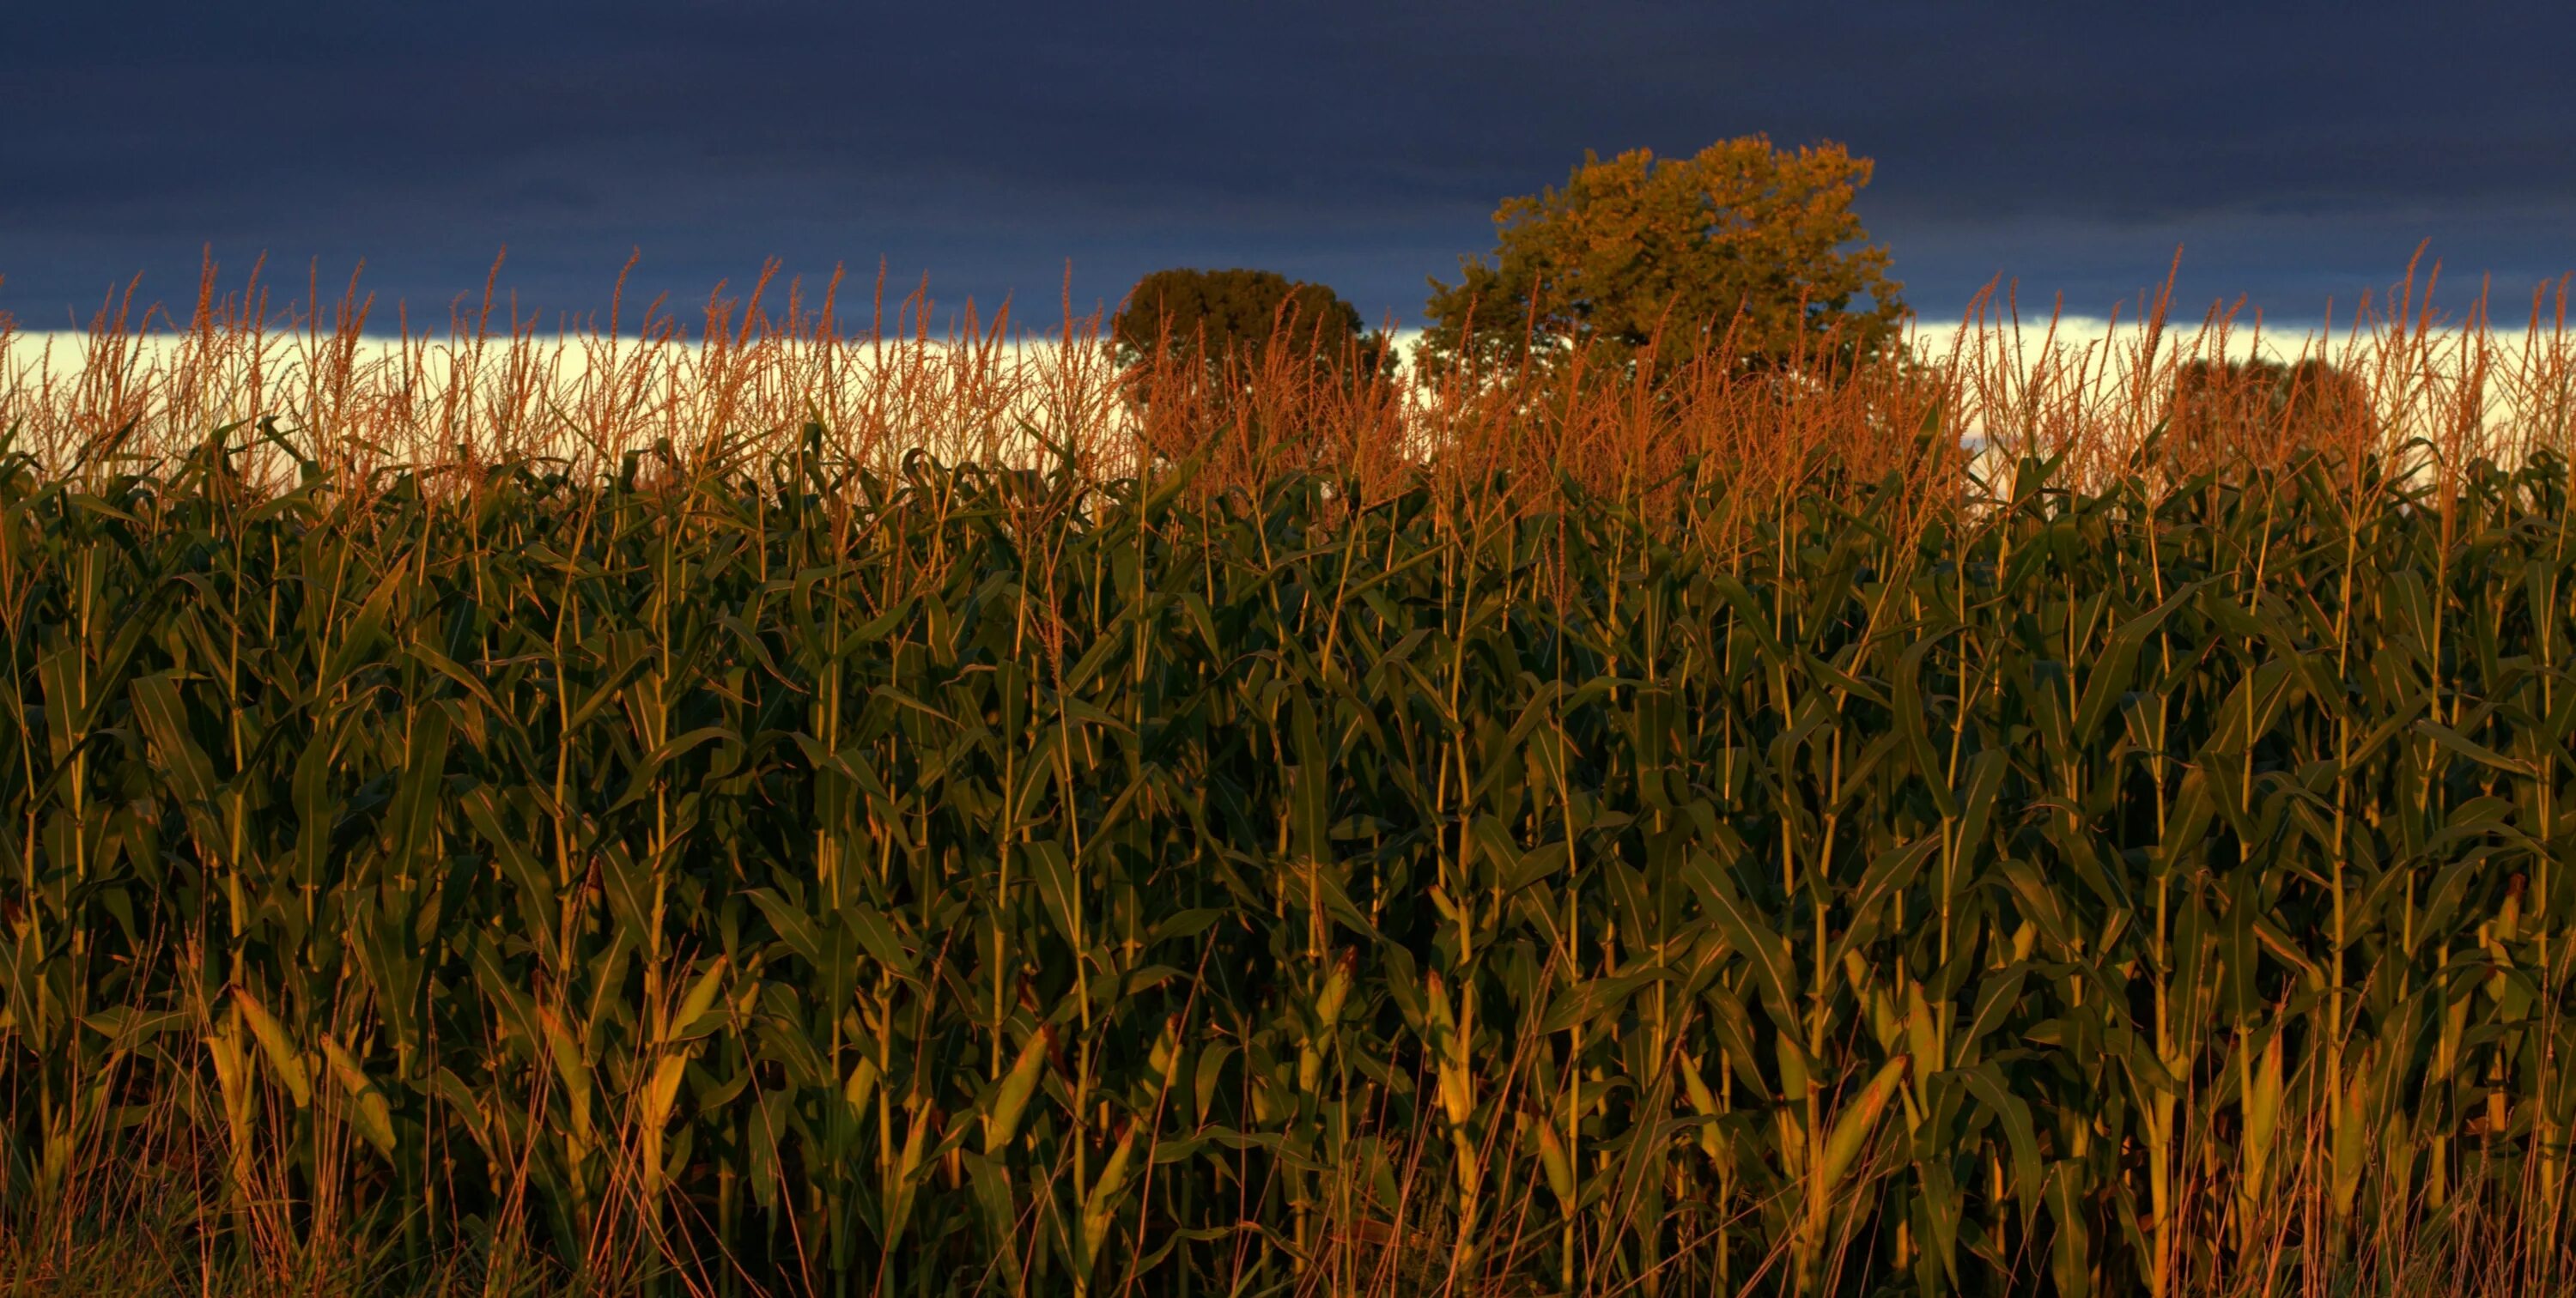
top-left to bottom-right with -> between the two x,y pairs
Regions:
2165,356 -> 2372,480
1415,136 -> 1906,385
1112,268 -> 1393,394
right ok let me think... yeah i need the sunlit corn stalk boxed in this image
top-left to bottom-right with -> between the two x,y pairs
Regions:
0,282 -> 2573,1296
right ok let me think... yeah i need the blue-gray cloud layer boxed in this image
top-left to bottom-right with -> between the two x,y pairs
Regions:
5,1 -> 2567,332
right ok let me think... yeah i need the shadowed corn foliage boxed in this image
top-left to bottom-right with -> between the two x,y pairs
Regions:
5,265 -> 2576,1297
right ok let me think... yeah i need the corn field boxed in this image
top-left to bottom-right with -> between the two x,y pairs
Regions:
3,264 -> 2576,1296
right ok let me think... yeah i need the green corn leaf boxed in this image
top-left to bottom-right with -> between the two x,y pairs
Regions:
230,987 -> 309,1108
1820,1053 -> 1909,1193
985,1024 -> 1054,1155
319,1034 -> 398,1157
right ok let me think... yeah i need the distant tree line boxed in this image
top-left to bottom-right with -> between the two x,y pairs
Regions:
1116,136 -> 2369,469
1115,135 -> 1907,397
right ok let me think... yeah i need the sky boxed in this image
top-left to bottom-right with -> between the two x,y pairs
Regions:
4,2 -> 2570,337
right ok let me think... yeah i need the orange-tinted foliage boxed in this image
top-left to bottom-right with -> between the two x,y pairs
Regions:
3,249 -> 2569,531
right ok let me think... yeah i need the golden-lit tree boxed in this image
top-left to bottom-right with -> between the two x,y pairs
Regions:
1414,136 -> 1906,385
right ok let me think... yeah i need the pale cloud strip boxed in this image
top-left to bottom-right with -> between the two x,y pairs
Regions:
8,313 -> 2567,464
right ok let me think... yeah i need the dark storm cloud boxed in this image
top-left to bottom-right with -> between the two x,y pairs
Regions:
4,0 -> 2568,333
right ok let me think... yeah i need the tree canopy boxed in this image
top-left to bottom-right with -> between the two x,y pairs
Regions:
2164,356 -> 2372,477
1415,136 -> 1906,383
1111,268 -> 1393,390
